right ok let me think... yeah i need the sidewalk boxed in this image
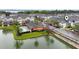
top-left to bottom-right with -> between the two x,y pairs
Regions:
57,28 -> 79,41
48,25 -> 79,42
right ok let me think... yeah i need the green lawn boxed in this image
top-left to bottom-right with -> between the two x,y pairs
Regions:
0,25 -> 48,40
0,25 -> 17,31
13,31 -> 48,40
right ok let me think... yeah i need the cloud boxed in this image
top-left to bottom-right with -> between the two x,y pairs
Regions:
0,0 -> 78,10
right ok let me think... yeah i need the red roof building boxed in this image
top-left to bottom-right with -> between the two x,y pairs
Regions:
31,27 -> 48,31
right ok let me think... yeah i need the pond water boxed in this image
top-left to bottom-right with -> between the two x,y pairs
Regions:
0,30 -> 75,49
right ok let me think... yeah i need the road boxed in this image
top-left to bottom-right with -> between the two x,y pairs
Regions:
47,24 -> 79,43
26,21 -> 79,42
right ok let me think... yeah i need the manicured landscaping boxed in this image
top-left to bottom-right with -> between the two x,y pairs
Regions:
0,25 -> 17,31
0,25 -> 48,40
13,31 -> 48,40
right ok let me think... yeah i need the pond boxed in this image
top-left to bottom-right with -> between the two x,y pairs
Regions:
0,30 -> 75,49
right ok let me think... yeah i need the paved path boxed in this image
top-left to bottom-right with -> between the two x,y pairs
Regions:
48,25 -> 79,43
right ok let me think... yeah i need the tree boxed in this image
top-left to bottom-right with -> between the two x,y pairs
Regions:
46,19 -> 60,28
16,26 -> 21,36
0,20 -> 2,26
5,12 -> 11,16
72,23 -> 79,32
31,10 -> 40,14
14,21 -> 20,25
17,10 -> 79,14
0,11 -> 6,14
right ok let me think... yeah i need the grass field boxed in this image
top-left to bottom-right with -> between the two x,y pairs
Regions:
0,25 -> 16,31
13,31 -> 48,40
0,25 -> 48,40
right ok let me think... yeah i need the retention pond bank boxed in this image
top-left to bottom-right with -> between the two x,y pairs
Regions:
0,30 -> 75,49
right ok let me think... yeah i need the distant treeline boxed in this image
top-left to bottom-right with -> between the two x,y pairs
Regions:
1,10 -> 79,14
17,10 -> 79,14
0,11 -> 11,16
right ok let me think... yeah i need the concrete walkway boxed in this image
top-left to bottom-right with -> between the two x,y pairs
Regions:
48,25 -> 79,43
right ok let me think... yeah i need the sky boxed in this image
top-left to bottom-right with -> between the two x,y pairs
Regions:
0,0 -> 79,10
